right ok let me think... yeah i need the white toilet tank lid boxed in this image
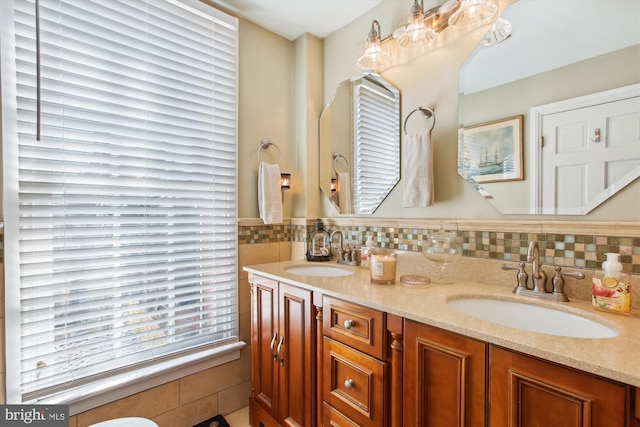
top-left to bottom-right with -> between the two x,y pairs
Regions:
89,417 -> 159,427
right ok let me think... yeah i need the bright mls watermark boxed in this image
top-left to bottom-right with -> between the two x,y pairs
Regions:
1,405 -> 68,426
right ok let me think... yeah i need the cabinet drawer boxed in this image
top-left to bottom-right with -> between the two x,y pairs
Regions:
323,402 -> 360,427
323,337 -> 386,427
323,296 -> 385,359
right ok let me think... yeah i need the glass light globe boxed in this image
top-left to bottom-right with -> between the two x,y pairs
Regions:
394,18 -> 436,48
449,0 -> 498,29
357,41 -> 391,69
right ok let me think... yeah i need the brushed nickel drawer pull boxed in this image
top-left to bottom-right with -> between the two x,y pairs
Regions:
343,319 -> 356,329
277,336 -> 285,366
344,378 -> 355,390
270,332 -> 278,361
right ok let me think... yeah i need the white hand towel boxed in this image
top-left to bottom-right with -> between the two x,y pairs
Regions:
337,172 -> 353,214
258,162 -> 283,224
403,130 -> 434,207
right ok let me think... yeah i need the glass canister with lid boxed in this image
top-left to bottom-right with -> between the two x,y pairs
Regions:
306,219 -> 331,261
422,225 -> 461,283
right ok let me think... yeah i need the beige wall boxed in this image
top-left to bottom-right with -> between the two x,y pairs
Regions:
237,19 -> 296,219
291,35 -> 324,219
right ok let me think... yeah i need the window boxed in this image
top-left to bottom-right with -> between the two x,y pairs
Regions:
1,0 -> 239,405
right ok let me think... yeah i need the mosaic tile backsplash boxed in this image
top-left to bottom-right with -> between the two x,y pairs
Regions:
239,224 -> 640,274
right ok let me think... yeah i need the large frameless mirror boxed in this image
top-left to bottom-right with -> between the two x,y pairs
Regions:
320,71 -> 400,214
458,0 -> 640,214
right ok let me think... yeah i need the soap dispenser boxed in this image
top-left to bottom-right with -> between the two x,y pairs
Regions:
360,236 -> 375,268
306,219 -> 331,262
592,253 -> 631,314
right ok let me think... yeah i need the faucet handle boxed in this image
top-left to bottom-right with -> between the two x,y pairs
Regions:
502,262 -> 529,290
560,269 -> 585,281
551,266 -> 585,300
501,263 -> 520,271
552,266 -> 565,295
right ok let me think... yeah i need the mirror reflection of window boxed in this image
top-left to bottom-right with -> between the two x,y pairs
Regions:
319,72 -> 400,215
352,76 -> 400,214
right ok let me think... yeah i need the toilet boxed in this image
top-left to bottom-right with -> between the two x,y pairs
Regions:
88,417 -> 159,427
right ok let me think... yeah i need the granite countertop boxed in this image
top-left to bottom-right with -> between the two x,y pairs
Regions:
244,260 -> 640,387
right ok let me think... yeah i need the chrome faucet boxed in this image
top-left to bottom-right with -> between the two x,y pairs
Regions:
502,240 -> 584,302
330,230 -> 360,266
527,241 -> 547,293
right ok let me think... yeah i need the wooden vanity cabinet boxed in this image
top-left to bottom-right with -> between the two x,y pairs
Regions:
403,320 -> 487,427
490,346 -> 630,427
404,321 -> 634,427
250,274 -> 316,427
249,272 -> 636,427
322,296 -> 395,427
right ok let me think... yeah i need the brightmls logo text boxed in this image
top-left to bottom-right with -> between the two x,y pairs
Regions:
1,405 -> 68,426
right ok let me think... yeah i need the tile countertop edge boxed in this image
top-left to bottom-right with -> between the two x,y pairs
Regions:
244,260 -> 640,387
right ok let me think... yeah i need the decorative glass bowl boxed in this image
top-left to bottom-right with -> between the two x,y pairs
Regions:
422,227 -> 461,283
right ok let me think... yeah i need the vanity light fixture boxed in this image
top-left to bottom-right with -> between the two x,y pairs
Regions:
280,173 -> 291,200
330,178 -> 338,205
356,0 -> 499,71
393,0 -> 437,48
482,17 -> 511,46
448,0 -> 498,29
356,20 -> 392,70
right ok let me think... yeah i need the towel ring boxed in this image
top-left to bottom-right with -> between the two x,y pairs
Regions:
403,106 -> 436,134
258,139 -> 282,165
332,152 -> 349,174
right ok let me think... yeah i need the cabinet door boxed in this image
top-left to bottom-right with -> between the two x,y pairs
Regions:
403,320 -> 487,427
635,387 -> 640,426
490,346 -> 629,427
279,282 -> 315,427
252,278 -> 280,422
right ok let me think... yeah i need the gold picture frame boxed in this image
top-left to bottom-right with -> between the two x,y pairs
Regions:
457,115 -> 524,183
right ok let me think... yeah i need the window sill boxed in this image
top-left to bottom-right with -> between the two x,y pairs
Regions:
33,340 -> 246,416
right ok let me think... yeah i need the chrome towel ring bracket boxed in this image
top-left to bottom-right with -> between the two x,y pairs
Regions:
258,139 -> 282,165
403,105 -> 436,134
333,152 -> 349,174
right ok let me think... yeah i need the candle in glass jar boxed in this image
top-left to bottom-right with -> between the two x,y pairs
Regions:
370,249 -> 397,285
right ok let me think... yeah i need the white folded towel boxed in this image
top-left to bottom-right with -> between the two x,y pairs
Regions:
337,172 -> 353,214
258,162 -> 283,224
403,130 -> 434,207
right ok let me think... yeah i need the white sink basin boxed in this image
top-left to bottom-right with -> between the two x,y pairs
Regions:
284,264 -> 355,277
448,297 -> 618,338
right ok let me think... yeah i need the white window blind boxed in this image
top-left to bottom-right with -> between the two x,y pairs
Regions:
2,0 -> 239,402
352,77 -> 400,214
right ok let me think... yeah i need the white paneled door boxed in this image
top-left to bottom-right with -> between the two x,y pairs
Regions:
538,90 -> 640,214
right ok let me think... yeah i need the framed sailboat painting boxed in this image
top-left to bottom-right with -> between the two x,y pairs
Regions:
458,115 -> 524,183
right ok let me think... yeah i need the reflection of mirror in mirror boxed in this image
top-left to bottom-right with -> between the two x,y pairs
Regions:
320,72 -> 401,214
458,0 -> 640,215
